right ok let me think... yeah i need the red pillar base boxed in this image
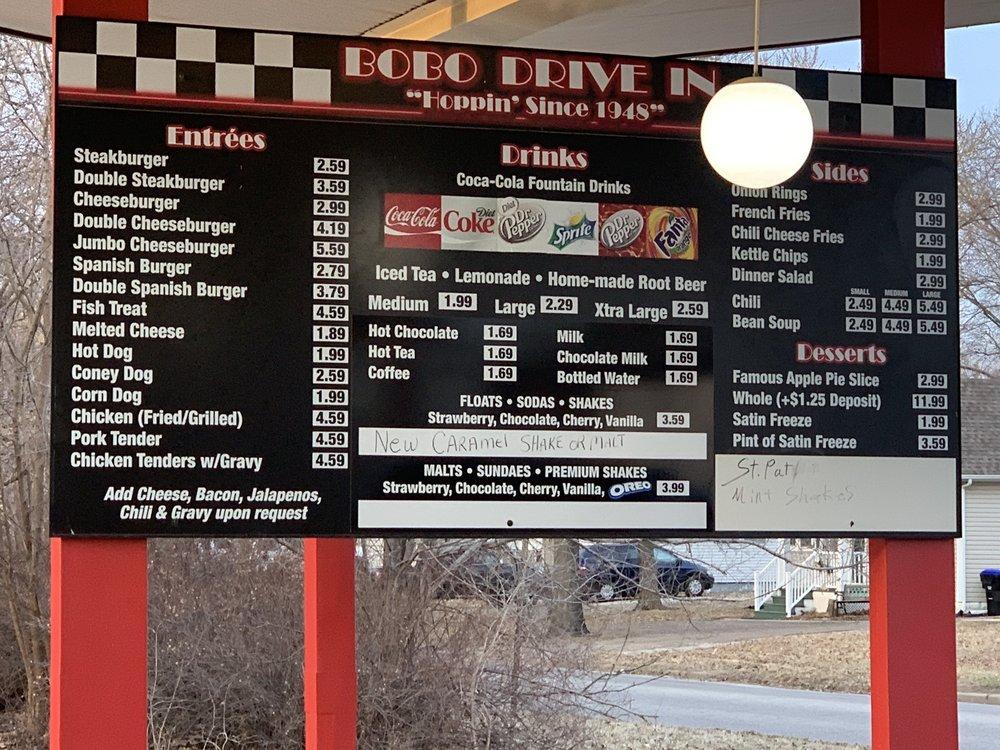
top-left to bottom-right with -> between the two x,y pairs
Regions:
50,538 -> 148,750
860,2 -> 956,747
869,539 -> 958,749
304,538 -> 357,750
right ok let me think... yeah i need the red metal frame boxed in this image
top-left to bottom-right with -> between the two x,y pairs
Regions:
869,539 -> 959,748
861,5 -> 958,748
861,0 -> 945,78
304,539 -> 358,749
50,3 -> 150,750
50,538 -> 148,749
55,0 -> 148,23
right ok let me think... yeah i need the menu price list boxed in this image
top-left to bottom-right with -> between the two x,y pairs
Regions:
51,104 -> 350,536
312,157 -> 352,471
716,155 -> 959,462
351,315 -> 714,531
51,97 -> 959,537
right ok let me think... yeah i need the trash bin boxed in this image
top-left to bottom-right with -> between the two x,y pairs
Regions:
980,569 -> 1000,616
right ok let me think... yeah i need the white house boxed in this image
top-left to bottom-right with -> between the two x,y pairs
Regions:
956,379 -> 1000,614
668,539 -> 782,588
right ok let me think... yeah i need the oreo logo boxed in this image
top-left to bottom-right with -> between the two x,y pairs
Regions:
609,481 -> 652,499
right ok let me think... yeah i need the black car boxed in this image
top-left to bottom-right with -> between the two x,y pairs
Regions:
432,549 -> 528,603
577,543 -> 714,600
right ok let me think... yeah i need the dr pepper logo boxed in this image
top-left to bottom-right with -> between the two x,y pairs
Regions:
383,194 -> 441,248
599,208 -> 644,249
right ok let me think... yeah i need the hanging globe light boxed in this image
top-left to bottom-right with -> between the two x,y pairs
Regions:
699,0 -> 814,188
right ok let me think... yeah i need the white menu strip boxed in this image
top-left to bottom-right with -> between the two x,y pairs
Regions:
357,427 -> 707,460
715,454 -> 957,533
358,500 -> 708,529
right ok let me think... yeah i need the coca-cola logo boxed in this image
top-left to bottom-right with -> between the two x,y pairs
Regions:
384,204 -> 440,234
497,203 -> 545,243
599,209 -> 643,249
383,194 -> 442,249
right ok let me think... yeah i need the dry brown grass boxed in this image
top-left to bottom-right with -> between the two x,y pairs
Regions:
594,617 -> 1000,694
958,618 -> 1000,692
584,594 -> 753,635
583,718 -> 864,749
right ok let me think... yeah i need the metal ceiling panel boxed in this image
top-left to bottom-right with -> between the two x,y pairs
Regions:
9,0 -> 1000,52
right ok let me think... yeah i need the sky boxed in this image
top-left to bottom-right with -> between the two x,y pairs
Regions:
817,23 -> 999,115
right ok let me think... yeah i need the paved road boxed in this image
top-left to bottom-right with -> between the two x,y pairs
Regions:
588,673 -> 1000,748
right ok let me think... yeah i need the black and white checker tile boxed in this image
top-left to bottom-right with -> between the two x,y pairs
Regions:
761,67 -> 955,141
58,17 -> 337,104
56,17 -> 956,141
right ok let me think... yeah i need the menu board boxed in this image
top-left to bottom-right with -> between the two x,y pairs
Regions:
51,17 -> 960,536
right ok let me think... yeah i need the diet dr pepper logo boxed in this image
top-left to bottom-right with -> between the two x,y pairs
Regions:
384,194 -> 441,248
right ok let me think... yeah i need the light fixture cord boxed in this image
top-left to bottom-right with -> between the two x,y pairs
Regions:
753,0 -> 761,76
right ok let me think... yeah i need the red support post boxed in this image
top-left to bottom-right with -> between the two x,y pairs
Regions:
304,538 -> 357,750
50,4 -> 150,750
861,5 -> 957,748
50,539 -> 149,750
861,0 -> 944,78
868,540 -> 958,748
55,0 -> 149,22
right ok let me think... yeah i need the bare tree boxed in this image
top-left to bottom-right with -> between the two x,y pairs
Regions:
702,44 -> 822,70
957,108 -> 1000,376
635,540 -> 665,611
0,34 -> 51,738
547,539 -> 588,635
147,537 -> 625,748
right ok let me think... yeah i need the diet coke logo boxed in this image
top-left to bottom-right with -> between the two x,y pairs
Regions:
384,194 -> 441,248
443,207 -> 495,234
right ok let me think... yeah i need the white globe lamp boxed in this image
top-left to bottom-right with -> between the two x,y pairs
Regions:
699,0 -> 814,189
700,76 -> 814,189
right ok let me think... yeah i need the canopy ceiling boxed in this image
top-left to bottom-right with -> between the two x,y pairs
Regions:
8,0 -> 1000,55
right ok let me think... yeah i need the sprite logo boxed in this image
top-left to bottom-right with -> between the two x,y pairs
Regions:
548,213 -> 596,249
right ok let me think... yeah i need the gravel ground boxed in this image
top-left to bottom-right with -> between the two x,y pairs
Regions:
592,617 -> 1000,694
583,718 -> 864,749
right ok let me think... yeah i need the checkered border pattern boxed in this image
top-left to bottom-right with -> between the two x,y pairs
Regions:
56,18 -> 957,142
760,67 -> 955,141
57,18 -> 341,106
